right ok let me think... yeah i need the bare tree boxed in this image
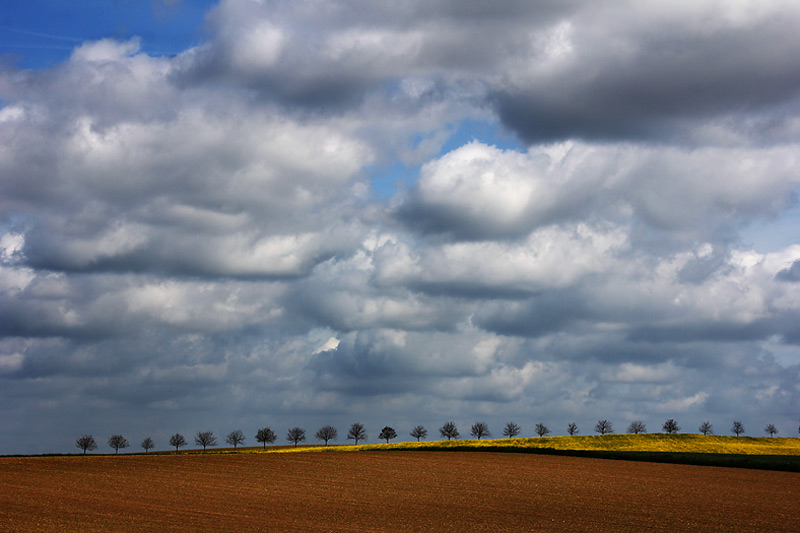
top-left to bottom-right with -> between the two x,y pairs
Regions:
348,423 -> 367,445
595,420 -> 613,435
662,419 -> 680,434
731,421 -> 745,437
471,422 -> 491,439
502,422 -> 521,438
256,427 -> 277,448
287,427 -> 306,446
410,425 -> 427,442
108,434 -> 130,454
141,437 -> 155,453
226,430 -> 245,449
169,433 -> 187,452
315,425 -> 338,445
698,421 -> 713,435
195,431 -> 217,451
378,426 -> 397,443
535,423 -> 550,437
765,424 -> 778,437
76,435 -> 97,455
627,421 -> 646,434
440,421 -> 459,440
567,422 -> 579,436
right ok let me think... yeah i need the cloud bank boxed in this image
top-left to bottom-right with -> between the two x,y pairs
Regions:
1,0 -> 799,453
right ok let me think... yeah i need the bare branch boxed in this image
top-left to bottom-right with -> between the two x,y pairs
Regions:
195,431 -> 217,451
439,421 -> 459,441
502,422 -> 521,438
378,426 -> 397,444
470,422 -> 491,439
75,435 -> 97,455
107,434 -> 129,454
256,427 -> 277,448
348,423 -> 367,445
225,430 -> 245,449
287,427 -> 306,446
140,437 -> 155,453
662,419 -> 680,434
169,433 -> 187,452
595,420 -> 613,435
627,421 -> 646,434
315,425 -> 338,445
410,425 -> 427,442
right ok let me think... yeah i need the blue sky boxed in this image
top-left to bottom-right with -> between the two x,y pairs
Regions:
1,0 -> 215,69
1,0 -> 799,455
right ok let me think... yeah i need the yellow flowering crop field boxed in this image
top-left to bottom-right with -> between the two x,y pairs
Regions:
252,433 -> 800,456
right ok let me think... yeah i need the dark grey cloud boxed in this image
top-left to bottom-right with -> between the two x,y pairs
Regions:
171,0 -> 581,112
676,246 -> 731,284
471,290 -> 592,338
628,321 -> 774,344
491,4 -> 800,144
281,252 -> 470,332
172,0 -> 800,145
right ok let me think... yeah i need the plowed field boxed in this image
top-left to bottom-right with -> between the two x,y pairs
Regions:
2,451 -> 798,531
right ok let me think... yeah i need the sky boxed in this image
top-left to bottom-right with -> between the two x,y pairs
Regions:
1,0 -> 799,455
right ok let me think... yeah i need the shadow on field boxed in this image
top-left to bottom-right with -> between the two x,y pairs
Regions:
387,445 -> 800,472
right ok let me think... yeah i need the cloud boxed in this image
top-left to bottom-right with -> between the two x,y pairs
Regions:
776,259 -> 800,282
398,142 -> 586,239
490,1 -> 800,144
171,0 -> 576,110
2,0 -> 800,454
399,140 -> 799,242
2,45 -> 374,278
376,223 -> 629,298
0,352 -> 24,374
171,0 -> 800,145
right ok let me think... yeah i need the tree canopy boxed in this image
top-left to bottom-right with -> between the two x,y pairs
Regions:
440,421 -> 459,440
502,422 -> 521,438
169,433 -> 187,451
141,437 -> 155,453
195,431 -> 218,451
256,427 -> 277,448
315,425 -> 338,445
348,423 -> 367,445
75,435 -> 97,455
287,427 -> 306,446
627,421 -> 646,434
471,422 -> 491,439
378,426 -> 397,444
108,434 -> 130,454
410,425 -> 427,442
226,430 -> 245,448
595,420 -> 613,435
662,419 -> 680,434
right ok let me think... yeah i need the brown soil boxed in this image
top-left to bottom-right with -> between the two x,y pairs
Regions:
1,451 -> 798,531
